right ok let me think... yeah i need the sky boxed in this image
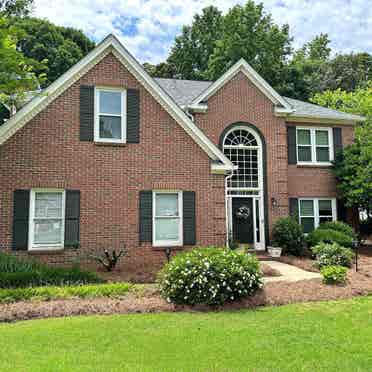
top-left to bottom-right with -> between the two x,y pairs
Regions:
33,0 -> 372,64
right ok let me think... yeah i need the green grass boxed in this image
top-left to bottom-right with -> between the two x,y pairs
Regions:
0,283 -> 132,303
1,297 -> 372,371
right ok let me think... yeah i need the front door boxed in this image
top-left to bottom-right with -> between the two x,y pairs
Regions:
232,198 -> 254,244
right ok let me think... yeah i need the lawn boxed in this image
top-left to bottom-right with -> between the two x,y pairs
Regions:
1,297 -> 372,372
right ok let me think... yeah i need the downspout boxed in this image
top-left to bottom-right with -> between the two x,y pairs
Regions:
225,169 -> 234,248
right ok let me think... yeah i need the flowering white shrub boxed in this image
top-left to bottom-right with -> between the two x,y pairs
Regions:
157,247 -> 263,305
311,242 -> 354,268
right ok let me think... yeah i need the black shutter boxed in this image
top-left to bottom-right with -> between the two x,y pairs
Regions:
287,126 -> 297,164
12,190 -> 30,250
289,198 -> 299,221
64,190 -> 80,248
127,89 -> 140,143
333,127 -> 342,157
80,85 -> 94,141
337,199 -> 347,222
183,191 -> 196,245
139,191 -> 152,242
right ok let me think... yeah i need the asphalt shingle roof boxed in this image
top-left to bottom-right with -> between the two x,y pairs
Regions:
283,97 -> 364,122
155,77 -> 364,122
155,78 -> 212,106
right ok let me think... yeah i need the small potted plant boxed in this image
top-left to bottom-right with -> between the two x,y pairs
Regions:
267,245 -> 282,258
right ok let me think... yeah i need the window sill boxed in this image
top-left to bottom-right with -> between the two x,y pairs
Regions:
28,248 -> 65,255
94,141 -> 127,147
152,245 -> 184,251
296,163 -> 333,168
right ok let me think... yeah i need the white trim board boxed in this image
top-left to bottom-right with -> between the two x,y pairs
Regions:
190,58 -> 293,113
0,34 -> 234,173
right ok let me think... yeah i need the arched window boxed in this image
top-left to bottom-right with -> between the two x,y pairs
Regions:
223,127 -> 261,191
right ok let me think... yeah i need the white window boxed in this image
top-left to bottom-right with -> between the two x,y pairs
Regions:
153,191 -> 183,246
297,127 -> 333,165
299,198 -> 336,233
29,190 -> 65,250
95,88 -> 126,143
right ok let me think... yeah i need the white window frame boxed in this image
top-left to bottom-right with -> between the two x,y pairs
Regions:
296,127 -> 334,166
298,198 -> 337,232
152,191 -> 183,247
28,189 -> 66,250
94,87 -> 126,143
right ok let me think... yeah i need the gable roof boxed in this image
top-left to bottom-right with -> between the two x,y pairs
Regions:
190,59 -> 293,113
0,34 -> 234,173
155,77 -> 365,124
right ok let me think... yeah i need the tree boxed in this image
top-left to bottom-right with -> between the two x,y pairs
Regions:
11,17 -> 95,87
166,6 -> 222,80
319,53 -> 372,92
282,34 -> 331,100
206,1 -> 292,89
0,16 -> 45,114
147,6 -> 222,80
311,84 -> 372,215
0,0 -> 32,17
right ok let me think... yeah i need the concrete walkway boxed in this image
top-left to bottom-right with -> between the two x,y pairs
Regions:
263,260 -> 321,283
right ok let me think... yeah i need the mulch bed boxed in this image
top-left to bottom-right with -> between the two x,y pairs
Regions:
1,247 -> 371,323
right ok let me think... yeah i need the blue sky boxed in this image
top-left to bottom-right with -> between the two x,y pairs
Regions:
34,0 -> 372,64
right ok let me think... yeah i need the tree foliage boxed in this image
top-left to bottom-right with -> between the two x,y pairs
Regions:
312,84 -> 372,213
281,34 -> 331,99
0,0 -> 32,17
149,1 -> 291,90
0,16 -> 45,112
146,3 -> 371,102
11,17 -> 95,87
206,2 -> 291,88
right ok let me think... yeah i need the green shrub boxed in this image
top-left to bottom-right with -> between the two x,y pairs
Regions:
318,221 -> 357,240
0,283 -> 132,303
271,217 -> 305,255
311,242 -> 354,268
0,253 -> 103,288
0,252 -> 41,272
307,228 -> 353,248
321,265 -> 348,285
158,247 -> 263,306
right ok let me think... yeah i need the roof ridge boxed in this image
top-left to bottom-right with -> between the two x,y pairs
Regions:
154,77 -> 213,83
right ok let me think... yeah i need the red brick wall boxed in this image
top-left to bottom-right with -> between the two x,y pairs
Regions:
0,53 -> 226,278
287,122 -> 355,198
193,72 -> 355,233
194,72 -> 290,233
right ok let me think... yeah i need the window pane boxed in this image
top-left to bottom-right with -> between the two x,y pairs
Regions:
99,116 -> 122,139
315,130 -> 329,146
319,217 -> 333,224
35,193 -> 62,218
316,147 -> 330,162
298,146 -> 312,162
155,218 -> 180,241
99,91 -> 121,115
300,200 -> 314,216
297,129 -> 311,145
155,194 -> 178,216
34,219 -> 62,244
319,200 -> 332,216
301,217 -> 315,233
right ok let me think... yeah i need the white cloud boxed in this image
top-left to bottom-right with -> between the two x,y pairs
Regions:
33,0 -> 372,64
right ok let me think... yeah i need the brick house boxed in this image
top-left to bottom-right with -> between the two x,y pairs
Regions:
0,35 -> 364,276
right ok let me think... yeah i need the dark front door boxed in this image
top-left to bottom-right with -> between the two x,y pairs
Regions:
232,198 -> 254,244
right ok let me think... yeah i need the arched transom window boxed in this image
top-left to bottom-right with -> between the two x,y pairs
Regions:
223,127 -> 261,191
